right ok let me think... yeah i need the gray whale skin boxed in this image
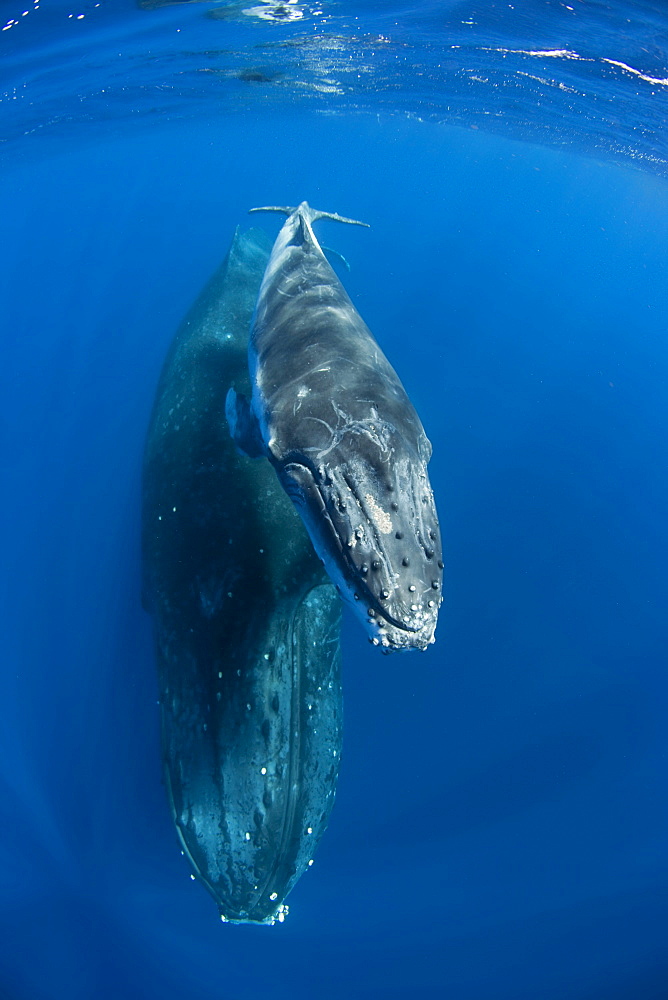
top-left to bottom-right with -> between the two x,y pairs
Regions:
227,202 -> 443,651
142,227 -> 342,925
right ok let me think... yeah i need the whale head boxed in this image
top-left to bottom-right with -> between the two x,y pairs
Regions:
278,443 -> 443,652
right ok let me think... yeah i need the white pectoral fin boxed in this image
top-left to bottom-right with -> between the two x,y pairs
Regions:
225,387 -> 266,458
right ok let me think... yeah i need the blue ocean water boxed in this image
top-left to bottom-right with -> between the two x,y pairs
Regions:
1,2 -> 668,999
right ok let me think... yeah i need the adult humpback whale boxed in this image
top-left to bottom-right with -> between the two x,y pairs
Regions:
226,202 -> 443,651
142,228 -> 342,924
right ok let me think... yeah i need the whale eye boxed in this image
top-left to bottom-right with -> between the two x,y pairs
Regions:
402,557 -> 410,567
395,531 -> 404,540
371,560 -> 380,571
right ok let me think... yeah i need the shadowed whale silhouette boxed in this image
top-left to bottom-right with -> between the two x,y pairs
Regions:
142,227 -> 342,924
226,202 -> 443,651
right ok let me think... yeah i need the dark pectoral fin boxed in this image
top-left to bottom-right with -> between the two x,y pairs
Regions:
225,388 -> 266,458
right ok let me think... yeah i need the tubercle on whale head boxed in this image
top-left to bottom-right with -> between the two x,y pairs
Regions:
278,454 -> 443,652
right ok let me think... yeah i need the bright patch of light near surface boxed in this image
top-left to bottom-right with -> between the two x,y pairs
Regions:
601,58 -> 668,86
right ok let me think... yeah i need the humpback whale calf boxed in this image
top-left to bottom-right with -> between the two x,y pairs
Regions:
226,202 -> 443,651
142,228 -> 342,924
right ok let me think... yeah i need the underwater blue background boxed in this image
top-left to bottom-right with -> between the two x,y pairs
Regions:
2,2 -> 668,998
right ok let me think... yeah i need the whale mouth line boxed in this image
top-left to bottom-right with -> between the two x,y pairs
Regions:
353,578 -> 424,634
338,557 -> 425,635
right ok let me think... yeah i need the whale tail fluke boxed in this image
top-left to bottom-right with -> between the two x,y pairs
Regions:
249,201 -> 370,229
